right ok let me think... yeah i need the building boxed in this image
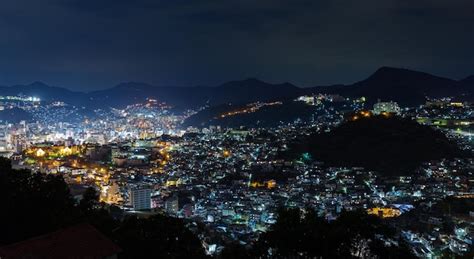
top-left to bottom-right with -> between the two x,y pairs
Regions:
102,181 -> 123,204
373,101 -> 401,115
165,194 -> 179,214
130,187 -> 151,211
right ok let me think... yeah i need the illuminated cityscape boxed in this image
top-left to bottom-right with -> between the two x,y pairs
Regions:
0,1 -> 473,258
0,87 -> 472,257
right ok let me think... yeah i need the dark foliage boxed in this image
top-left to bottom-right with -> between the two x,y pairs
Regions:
290,116 -> 466,175
246,208 -> 416,259
432,197 -> 474,215
114,215 -> 207,259
0,158 -> 78,245
0,158 -> 207,258
219,243 -> 252,259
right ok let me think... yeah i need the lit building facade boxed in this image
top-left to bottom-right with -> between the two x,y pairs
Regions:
130,187 -> 151,210
373,101 -> 401,115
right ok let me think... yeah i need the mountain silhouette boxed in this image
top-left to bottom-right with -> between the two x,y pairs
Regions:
0,67 -> 472,108
311,67 -> 471,105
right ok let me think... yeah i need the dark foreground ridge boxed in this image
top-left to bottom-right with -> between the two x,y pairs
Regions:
0,158 -> 207,258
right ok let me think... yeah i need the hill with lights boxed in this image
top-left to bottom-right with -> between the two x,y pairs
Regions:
289,116 -> 467,175
183,101 -> 321,128
0,107 -> 32,123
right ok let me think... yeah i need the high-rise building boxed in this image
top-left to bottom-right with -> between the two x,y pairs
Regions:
0,128 -> 7,153
130,187 -> 151,211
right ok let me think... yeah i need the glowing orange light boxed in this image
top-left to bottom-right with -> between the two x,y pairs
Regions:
223,150 -> 231,157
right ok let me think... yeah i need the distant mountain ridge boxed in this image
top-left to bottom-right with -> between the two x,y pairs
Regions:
309,67 -> 473,105
461,75 -> 474,85
1,67 -> 473,109
86,78 -> 301,109
0,82 -> 88,107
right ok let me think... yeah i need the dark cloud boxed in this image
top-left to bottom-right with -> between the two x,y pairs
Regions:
0,0 -> 472,91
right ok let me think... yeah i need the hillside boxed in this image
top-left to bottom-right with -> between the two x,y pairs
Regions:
0,108 -> 32,123
88,78 -> 303,109
0,82 -> 89,107
289,116 -> 467,175
183,101 -> 319,128
310,67 -> 471,106
460,75 -> 474,85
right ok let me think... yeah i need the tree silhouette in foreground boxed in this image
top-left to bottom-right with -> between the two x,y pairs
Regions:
0,157 -> 206,258
0,158 -> 78,245
233,208 -> 416,258
114,215 -> 207,259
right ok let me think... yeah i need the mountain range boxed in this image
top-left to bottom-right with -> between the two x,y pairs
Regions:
1,67 -> 473,109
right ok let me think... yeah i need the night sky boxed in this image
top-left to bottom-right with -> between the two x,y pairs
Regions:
0,0 -> 473,91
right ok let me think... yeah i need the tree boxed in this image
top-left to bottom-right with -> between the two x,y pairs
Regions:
0,164 -> 78,245
79,187 -> 100,214
113,214 -> 207,258
251,208 -> 415,258
0,158 -> 209,258
78,187 -> 119,237
0,157 -> 12,172
219,243 -> 251,259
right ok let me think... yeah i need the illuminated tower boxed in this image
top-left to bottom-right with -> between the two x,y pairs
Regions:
130,187 -> 151,211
